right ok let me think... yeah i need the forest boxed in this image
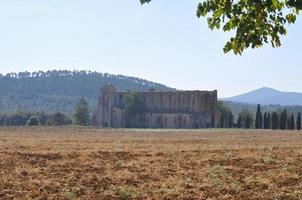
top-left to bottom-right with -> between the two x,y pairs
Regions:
0,70 -> 173,114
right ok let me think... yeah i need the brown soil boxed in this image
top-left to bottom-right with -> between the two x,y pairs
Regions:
1,127 -> 302,199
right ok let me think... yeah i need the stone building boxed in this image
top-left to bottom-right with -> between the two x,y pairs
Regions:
97,84 -> 218,128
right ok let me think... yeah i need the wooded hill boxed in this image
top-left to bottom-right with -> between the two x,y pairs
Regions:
0,70 -> 174,114
1,70 -> 301,117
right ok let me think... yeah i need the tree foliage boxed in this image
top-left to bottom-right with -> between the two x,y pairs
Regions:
223,101 -> 302,119
26,116 -> 41,126
297,112 -> 301,130
0,111 -> 72,127
263,112 -> 272,129
124,92 -> 146,115
280,109 -> 288,129
238,109 -> 254,128
0,70 -> 172,114
255,104 -> 263,129
272,111 -> 280,129
288,113 -> 295,130
48,112 -> 72,126
4,112 -> 29,126
140,0 -> 301,55
263,112 -> 268,129
73,97 -> 91,126
124,92 -> 146,128
237,114 -> 242,128
267,112 -> 271,129
218,101 -> 233,128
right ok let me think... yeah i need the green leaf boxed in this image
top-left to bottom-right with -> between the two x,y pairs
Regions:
272,0 -> 279,9
140,0 -> 152,5
140,0 -> 300,55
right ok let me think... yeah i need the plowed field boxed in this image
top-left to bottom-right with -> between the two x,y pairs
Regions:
1,127 -> 302,199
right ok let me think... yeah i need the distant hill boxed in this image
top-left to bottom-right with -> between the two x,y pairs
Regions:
0,70 -> 174,114
223,87 -> 302,106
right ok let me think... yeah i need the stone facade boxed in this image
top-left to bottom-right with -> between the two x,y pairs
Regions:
97,84 -> 218,128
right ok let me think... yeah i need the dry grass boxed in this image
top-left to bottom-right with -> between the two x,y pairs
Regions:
1,127 -> 302,199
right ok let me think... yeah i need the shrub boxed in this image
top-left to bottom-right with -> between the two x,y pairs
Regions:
5,113 -> 29,126
26,116 -> 41,126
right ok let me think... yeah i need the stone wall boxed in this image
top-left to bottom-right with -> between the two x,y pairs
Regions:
97,84 -> 218,128
145,113 -> 195,129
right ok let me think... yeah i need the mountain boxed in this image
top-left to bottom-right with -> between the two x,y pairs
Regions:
0,70 -> 174,114
224,87 -> 302,106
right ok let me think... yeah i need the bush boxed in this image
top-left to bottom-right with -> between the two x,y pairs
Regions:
238,109 -> 254,128
26,116 -> 41,126
47,112 -> 72,126
5,113 -> 29,126
0,114 -> 5,126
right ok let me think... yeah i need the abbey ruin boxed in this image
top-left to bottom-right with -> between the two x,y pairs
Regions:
97,84 -> 218,128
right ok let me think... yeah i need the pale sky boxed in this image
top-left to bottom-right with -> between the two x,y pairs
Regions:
0,0 -> 301,97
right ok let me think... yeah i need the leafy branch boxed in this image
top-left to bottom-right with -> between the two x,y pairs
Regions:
140,0 -> 301,55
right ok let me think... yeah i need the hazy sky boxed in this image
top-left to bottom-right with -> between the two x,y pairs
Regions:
0,1 -> 301,97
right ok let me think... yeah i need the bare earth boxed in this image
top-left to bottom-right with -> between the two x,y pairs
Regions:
1,127 -> 302,200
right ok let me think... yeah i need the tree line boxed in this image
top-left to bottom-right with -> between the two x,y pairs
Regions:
222,101 -> 302,120
1,97 -> 302,130
0,97 -> 93,127
0,111 -> 72,126
218,103 -> 301,130
254,104 -> 301,130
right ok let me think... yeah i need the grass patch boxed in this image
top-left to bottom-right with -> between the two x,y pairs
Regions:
118,185 -> 137,200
